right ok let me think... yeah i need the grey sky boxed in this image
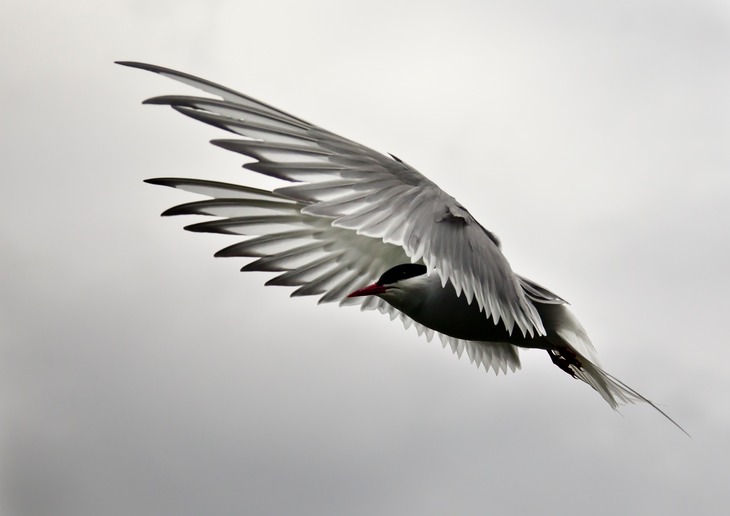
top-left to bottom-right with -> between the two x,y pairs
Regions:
2,1 -> 729,515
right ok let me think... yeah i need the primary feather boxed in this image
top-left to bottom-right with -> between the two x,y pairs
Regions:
120,61 -> 687,434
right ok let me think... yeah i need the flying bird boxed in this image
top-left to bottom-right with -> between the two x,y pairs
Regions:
119,61 -> 686,434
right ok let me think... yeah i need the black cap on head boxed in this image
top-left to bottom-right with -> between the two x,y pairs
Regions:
376,264 -> 427,286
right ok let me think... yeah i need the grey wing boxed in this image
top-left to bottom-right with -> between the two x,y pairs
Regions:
143,176 -> 523,376
146,177 -> 409,309
119,61 -> 545,339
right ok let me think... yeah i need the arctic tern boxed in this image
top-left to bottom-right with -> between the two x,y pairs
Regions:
119,61 -> 686,434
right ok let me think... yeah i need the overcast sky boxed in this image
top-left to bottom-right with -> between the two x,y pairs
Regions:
2,1 -> 729,515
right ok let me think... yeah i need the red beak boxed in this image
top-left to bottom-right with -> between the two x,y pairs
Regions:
346,283 -> 389,298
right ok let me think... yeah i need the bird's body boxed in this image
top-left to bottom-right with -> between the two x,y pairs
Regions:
360,269 -> 540,346
387,273 -> 521,343
119,61 -> 686,434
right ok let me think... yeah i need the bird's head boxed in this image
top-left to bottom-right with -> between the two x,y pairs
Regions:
347,263 -> 429,301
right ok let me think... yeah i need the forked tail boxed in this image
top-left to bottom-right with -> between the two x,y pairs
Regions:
548,347 -> 689,436
537,302 -> 689,436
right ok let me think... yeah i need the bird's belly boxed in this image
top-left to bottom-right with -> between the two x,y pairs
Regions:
389,280 -> 545,347
418,294 -> 520,342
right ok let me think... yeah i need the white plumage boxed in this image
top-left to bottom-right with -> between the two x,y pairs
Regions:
119,61 -> 686,435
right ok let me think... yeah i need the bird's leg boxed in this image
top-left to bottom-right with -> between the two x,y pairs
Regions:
548,349 -> 581,379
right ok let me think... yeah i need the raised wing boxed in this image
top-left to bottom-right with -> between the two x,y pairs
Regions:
119,61 -> 545,338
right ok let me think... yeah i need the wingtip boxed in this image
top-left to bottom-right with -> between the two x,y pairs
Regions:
183,221 -> 236,235
115,60 -> 153,71
142,96 -> 169,106
209,139 -> 237,151
213,248 -> 234,258
115,61 -> 165,74
144,178 -> 179,188
160,205 -> 187,217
